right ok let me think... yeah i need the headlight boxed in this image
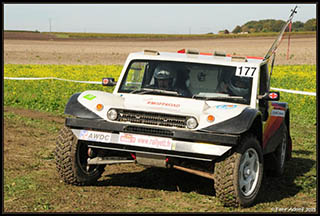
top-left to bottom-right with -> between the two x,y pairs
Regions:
186,117 -> 198,129
107,109 -> 118,120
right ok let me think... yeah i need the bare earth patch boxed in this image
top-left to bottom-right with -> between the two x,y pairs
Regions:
4,35 -> 316,66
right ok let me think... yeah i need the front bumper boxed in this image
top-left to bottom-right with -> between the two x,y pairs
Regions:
66,118 -> 240,161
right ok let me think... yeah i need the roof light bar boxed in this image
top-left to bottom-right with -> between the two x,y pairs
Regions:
144,49 -> 160,55
231,56 -> 248,62
214,51 -> 226,57
176,49 -> 263,60
186,49 -> 199,55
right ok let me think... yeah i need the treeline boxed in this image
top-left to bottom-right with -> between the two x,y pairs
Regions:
232,18 -> 316,33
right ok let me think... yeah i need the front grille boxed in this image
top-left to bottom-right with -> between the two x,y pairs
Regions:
124,126 -> 174,137
115,109 -> 187,128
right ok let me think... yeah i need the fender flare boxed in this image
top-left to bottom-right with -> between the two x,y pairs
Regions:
64,93 -> 101,119
200,108 -> 261,135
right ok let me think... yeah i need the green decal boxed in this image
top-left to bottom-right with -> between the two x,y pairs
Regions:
83,94 -> 96,100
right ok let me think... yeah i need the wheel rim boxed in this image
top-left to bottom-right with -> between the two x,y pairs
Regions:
77,141 -> 98,174
239,148 -> 260,197
280,132 -> 287,168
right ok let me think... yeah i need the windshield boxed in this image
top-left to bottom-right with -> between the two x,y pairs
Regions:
118,60 -> 253,104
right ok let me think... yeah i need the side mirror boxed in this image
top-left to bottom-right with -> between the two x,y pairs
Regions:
102,78 -> 117,86
258,91 -> 280,101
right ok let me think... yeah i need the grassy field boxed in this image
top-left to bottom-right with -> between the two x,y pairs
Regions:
47,31 -> 316,39
3,64 -> 317,212
4,30 -> 316,40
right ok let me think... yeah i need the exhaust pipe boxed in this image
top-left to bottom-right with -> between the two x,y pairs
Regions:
172,165 -> 215,180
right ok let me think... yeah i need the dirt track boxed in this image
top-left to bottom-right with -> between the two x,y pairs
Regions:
4,35 -> 316,65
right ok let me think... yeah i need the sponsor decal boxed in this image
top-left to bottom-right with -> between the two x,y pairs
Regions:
147,101 -> 180,108
216,105 -> 237,109
83,94 -> 96,100
79,130 -> 89,139
119,133 -> 172,150
79,130 -> 111,143
271,109 -> 285,117
120,133 -> 136,143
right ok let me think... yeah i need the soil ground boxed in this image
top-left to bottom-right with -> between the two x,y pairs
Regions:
3,106 -> 316,212
4,32 -> 316,65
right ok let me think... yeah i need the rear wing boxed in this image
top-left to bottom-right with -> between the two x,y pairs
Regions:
264,6 -> 298,61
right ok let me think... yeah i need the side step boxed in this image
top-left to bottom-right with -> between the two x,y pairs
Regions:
87,157 -> 135,165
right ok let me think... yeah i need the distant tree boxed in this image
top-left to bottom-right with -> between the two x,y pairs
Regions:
218,29 -> 229,34
273,20 -> 286,32
241,25 -> 250,33
232,25 -> 242,34
304,18 -> 316,31
292,21 -> 304,31
231,18 -> 316,34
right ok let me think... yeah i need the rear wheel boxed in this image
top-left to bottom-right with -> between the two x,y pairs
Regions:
268,123 -> 289,177
214,135 -> 264,207
55,126 -> 105,185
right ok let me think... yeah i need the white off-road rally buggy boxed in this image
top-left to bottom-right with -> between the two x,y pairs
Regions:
55,7 -> 297,207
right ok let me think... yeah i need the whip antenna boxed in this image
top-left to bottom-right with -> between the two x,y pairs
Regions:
264,6 -> 298,61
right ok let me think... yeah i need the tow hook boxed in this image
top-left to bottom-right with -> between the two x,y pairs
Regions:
88,148 -> 94,158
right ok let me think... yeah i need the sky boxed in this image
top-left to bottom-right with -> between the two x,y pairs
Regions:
3,3 -> 317,34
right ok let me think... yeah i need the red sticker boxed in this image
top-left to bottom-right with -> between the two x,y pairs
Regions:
269,92 -> 278,99
103,79 -> 109,85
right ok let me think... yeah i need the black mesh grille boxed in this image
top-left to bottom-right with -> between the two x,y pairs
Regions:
116,109 -> 187,128
124,126 -> 174,137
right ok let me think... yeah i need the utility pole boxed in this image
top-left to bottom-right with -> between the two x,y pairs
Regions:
49,18 -> 52,32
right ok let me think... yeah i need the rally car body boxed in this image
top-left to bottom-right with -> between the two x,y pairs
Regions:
65,51 -> 290,160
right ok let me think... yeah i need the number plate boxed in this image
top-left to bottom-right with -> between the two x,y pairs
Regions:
119,133 -> 172,150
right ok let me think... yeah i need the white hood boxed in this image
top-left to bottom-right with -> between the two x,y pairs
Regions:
78,90 -> 248,130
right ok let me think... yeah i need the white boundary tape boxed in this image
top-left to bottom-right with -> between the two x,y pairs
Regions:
4,77 -> 101,84
4,77 -> 316,96
270,87 -> 316,96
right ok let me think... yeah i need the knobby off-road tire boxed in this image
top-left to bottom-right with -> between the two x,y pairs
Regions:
214,135 -> 264,207
268,123 -> 289,177
55,126 -> 105,185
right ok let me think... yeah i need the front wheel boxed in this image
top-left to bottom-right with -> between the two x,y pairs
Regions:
214,135 -> 264,207
55,126 -> 105,185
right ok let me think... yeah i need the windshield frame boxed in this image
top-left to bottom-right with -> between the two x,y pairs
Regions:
116,58 -> 260,106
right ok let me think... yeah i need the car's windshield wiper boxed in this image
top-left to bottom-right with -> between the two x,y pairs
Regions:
130,88 -> 179,95
193,95 -> 245,102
